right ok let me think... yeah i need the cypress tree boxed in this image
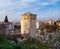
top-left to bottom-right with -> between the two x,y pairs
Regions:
4,15 -> 9,22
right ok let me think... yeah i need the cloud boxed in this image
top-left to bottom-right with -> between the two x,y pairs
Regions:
0,0 -> 59,7
0,10 -> 5,14
0,0 -> 60,21
37,0 -> 60,6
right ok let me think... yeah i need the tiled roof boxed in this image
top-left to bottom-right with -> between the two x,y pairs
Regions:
0,22 -> 13,24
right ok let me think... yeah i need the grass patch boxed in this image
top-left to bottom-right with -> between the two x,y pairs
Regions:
24,39 -> 53,49
0,35 -> 53,49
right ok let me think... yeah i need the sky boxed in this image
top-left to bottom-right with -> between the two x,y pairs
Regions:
0,0 -> 60,22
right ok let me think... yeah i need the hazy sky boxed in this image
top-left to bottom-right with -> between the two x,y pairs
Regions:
0,0 -> 60,22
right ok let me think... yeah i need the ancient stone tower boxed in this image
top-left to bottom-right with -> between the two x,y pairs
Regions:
20,12 -> 36,38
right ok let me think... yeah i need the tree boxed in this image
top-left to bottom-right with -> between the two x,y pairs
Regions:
56,20 -> 60,22
4,15 -> 9,22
